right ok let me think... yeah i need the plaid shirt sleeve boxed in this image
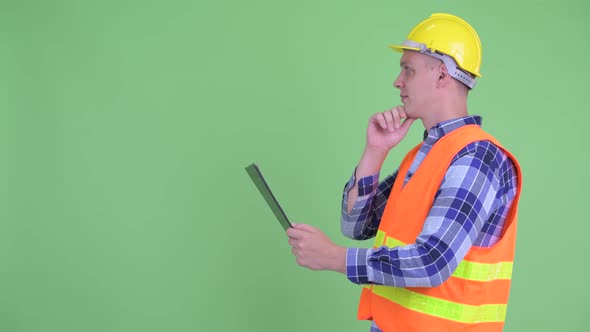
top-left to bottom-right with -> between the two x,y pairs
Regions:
345,141 -> 515,287
340,169 -> 399,240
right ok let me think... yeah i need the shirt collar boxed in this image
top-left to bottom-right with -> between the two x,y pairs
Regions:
423,115 -> 482,141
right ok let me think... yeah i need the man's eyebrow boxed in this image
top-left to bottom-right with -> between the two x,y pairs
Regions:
400,61 -> 410,67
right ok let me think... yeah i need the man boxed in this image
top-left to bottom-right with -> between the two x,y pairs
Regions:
287,13 -> 522,332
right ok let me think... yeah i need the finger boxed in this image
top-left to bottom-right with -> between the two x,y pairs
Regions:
391,107 -> 401,129
382,110 -> 394,132
372,112 -> 387,130
398,105 -> 407,119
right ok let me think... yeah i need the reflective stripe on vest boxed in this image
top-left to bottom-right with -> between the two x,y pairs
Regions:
365,285 -> 507,323
374,230 -> 514,282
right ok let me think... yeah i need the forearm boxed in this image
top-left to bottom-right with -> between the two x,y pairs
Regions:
341,171 -> 396,240
346,148 -> 388,212
346,240 -> 459,287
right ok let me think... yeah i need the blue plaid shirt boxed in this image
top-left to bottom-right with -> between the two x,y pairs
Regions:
341,116 -> 518,332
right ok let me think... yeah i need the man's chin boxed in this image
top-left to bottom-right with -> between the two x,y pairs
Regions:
402,104 -> 412,116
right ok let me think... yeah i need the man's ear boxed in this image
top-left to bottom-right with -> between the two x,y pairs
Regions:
437,63 -> 451,87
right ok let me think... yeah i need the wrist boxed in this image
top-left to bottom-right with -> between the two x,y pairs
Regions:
328,245 -> 347,274
363,146 -> 389,162
356,148 -> 388,176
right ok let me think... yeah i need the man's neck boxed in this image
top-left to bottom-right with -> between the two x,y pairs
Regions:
421,99 -> 468,130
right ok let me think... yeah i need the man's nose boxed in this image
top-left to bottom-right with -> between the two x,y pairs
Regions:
393,75 -> 403,89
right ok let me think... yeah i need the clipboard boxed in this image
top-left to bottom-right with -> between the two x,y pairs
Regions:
245,163 -> 292,230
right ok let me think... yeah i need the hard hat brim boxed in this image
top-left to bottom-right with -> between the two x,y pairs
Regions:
389,45 -> 419,53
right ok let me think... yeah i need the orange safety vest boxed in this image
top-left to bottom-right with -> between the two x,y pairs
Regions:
357,125 -> 522,332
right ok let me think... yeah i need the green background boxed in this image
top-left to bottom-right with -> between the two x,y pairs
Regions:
1,0 -> 588,331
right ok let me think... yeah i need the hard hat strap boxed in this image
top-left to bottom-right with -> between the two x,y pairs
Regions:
403,40 -> 477,89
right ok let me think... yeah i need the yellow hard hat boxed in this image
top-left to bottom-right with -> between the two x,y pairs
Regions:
390,13 -> 482,88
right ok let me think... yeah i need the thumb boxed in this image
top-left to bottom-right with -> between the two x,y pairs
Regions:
399,117 -> 416,132
293,223 -> 318,233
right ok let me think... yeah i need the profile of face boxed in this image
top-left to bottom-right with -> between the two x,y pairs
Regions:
393,51 -> 441,119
